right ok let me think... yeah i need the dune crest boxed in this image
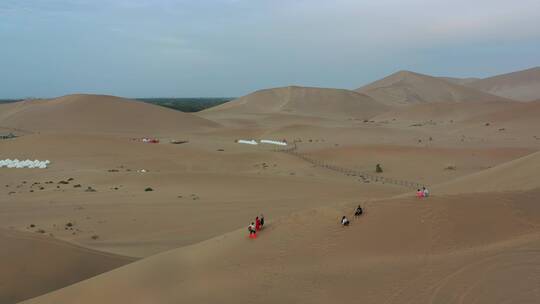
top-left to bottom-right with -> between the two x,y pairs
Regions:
466,67 -> 540,101
0,94 -> 219,136
202,86 -> 388,120
356,70 -> 509,106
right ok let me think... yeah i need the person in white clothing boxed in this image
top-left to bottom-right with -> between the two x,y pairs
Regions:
423,187 -> 430,197
248,222 -> 256,236
341,216 -> 350,226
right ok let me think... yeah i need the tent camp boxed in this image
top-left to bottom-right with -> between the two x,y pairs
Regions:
0,159 -> 50,169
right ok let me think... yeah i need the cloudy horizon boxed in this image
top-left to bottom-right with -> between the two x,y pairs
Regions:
1,0 -> 539,98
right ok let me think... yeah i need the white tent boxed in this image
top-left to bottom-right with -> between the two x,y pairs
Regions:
260,139 -> 288,146
237,139 -> 258,145
0,158 -> 50,169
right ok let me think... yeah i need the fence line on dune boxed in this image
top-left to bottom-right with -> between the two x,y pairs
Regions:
277,143 -> 426,189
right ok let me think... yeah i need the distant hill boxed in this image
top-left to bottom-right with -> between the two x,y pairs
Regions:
0,99 -> 23,104
202,86 -> 388,120
356,70 -> 510,106
466,67 -> 540,102
0,94 -> 219,135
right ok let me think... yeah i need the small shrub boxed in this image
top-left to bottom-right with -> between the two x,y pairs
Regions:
445,164 -> 457,170
376,164 -> 383,173
91,235 -> 99,240
145,187 -> 154,192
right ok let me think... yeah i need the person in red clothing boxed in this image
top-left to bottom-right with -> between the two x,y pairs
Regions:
255,216 -> 261,231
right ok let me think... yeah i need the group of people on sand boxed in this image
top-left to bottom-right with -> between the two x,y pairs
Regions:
417,186 -> 430,198
248,214 -> 265,238
341,205 -> 363,226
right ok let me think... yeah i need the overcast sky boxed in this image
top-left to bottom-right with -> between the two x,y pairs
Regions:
1,0 -> 539,98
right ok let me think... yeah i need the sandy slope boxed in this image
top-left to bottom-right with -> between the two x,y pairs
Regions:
465,100 -> 540,124
202,86 -> 388,120
467,67 -> 540,102
22,189 -> 540,304
435,151 -> 540,194
0,229 -> 134,304
302,144 -> 534,186
373,100 -> 514,123
356,71 -> 510,106
0,94 -> 218,136
438,76 -> 480,85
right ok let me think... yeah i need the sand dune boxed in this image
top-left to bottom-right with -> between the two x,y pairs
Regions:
356,71 -> 510,106
435,151 -> 540,194
374,100 -> 514,123
0,229 -> 133,304
23,189 -> 540,304
202,86 -> 388,120
465,100 -> 540,124
467,67 -> 540,102
438,76 -> 480,85
0,94 -> 219,136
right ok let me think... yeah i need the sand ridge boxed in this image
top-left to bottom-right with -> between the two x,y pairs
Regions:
466,67 -> 540,101
0,94 -> 219,136
356,70 -> 511,106
202,86 -> 389,120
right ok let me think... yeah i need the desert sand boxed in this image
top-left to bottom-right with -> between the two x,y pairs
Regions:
2,67 -> 540,303
466,67 -> 540,102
